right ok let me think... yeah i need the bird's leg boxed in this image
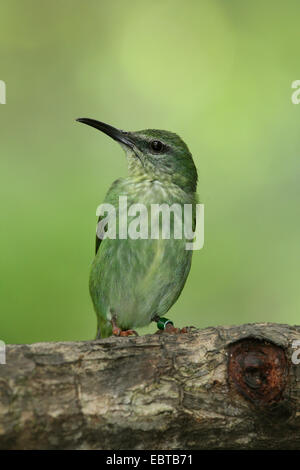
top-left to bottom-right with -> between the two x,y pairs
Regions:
152,315 -> 196,334
111,315 -> 138,337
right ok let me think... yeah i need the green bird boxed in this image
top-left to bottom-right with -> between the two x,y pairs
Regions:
77,118 -> 198,338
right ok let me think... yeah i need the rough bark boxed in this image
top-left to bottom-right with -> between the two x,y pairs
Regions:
0,323 -> 300,450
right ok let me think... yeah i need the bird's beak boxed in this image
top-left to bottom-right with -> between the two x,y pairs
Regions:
76,118 -> 134,149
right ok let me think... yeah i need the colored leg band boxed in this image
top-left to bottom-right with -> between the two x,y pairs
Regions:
157,317 -> 174,330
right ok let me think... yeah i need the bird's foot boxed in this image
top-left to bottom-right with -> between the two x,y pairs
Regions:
153,316 -> 196,334
112,325 -> 138,337
120,329 -> 138,337
111,315 -> 138,337
164,323 -> 196,334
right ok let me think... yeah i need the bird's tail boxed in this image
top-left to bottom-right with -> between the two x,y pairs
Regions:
95,316 -> 112,339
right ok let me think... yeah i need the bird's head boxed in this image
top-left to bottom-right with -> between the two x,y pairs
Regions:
76,119 -> 197,193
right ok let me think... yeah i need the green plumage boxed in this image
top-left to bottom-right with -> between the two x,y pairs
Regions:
77,120 -> 198,338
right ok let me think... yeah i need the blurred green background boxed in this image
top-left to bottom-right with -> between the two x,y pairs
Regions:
1,0 -> 300,344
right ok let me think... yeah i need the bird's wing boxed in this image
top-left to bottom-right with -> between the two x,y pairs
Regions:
95,178 -> 123,255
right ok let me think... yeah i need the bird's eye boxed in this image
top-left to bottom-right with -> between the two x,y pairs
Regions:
150,140 -> 164,153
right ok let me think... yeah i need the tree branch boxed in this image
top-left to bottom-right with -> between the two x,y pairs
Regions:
0,323 -> 300,449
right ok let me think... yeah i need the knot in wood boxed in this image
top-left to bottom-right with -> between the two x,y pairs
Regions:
228,338 -> 287,406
